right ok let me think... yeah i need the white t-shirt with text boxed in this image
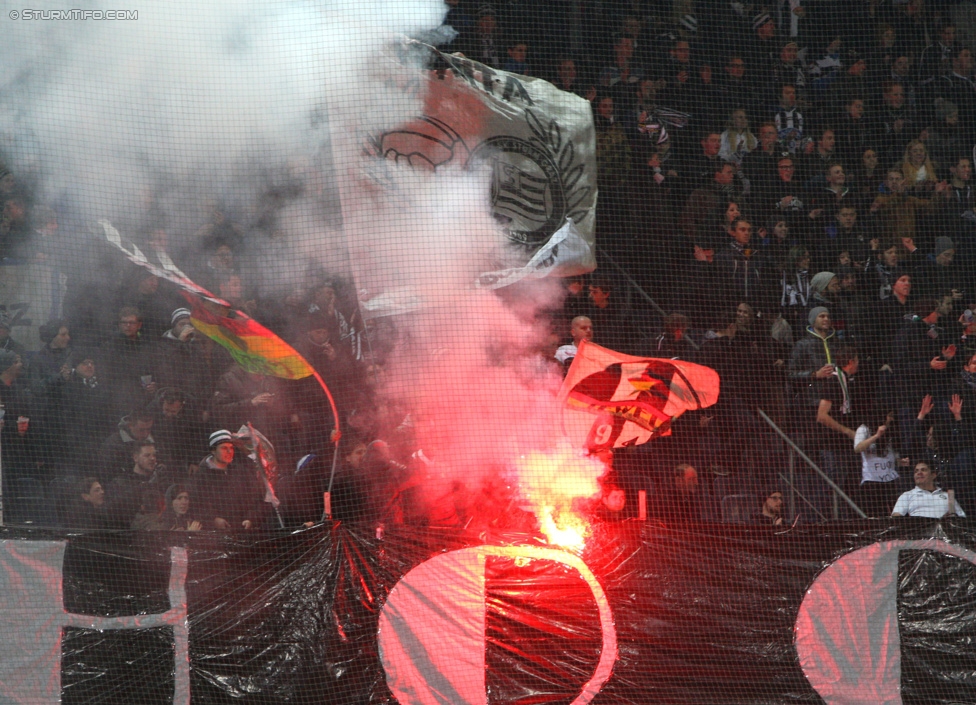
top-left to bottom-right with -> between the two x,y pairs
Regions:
854,425 -> 899,484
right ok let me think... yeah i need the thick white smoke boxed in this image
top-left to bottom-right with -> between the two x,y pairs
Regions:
0,0 -> 591,527
1,1 -> 441,251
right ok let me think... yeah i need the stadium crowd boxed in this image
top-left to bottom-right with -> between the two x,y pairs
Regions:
3,0 -> 976,526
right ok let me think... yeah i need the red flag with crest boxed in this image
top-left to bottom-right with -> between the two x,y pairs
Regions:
557,340 -> 720,451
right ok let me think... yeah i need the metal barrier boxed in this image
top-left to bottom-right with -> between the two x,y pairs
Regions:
757,409 -> 867,520
594,245 -> 700,351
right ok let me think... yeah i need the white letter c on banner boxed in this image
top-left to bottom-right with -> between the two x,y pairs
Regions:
377,545 -> 617,705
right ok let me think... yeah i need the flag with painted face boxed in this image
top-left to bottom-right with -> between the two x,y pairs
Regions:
558,340 -> 720,451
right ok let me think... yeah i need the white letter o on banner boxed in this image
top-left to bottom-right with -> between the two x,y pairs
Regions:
796,538 -> 976,705
377,545 -> 617,705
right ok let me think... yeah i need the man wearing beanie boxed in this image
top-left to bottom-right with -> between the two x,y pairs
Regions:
873,266 -> 914,367
804,269 -> 863,345
155,307 -> 229,417
190,430 -> 266,531
744,12 -> 777,74
60,351 -> 112,469
28,320 -> 71,391
158,308 -> 193,352
807,271 -> 838,308
788,306 -> 836,409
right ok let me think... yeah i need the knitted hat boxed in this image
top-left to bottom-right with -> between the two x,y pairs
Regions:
808,306 -> 830,327
0,349 -> 18,373
164,483 -> 190,506
752,12 -> 772,31
679,14 -> 698,33
171,308 -> 192,326
810,271 -> 837,295
934,236 -> 955,256
208,429 -> 234,448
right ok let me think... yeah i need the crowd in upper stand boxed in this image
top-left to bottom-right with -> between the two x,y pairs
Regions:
442,0 -> 976,521
0,192 -> 387,529
3,0 -> 976,527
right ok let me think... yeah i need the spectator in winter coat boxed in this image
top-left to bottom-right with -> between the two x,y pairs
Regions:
96,409 -> 155,483
892,296 -> 959,417
61,352 -> 113,472
155,307 -> 230,420
99,306 -> 159,418
190,430 -> 266,531
149,388 -> 208,482
26,320 -> 72,470
106,440 -> 165,529
788,306 -> 837,406
914,237 -> 967,302
869,168 -> 949,244
778,245 -> 812,329
710,218 -> 771,310
0,350 -> 35,504
210,364 -> 299,455
63,477 -> 111,530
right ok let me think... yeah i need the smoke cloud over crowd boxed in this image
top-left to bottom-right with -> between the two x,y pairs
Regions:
0,0 -> 601,533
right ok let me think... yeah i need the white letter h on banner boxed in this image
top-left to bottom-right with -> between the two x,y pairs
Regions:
0,540 -> 190,704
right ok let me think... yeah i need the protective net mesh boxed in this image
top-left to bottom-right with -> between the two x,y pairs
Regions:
1,1 -> 976,703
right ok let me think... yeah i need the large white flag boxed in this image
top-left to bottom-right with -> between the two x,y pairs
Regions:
372,44 -> 598,252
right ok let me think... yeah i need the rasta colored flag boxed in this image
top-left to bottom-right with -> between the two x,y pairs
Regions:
558,340 -> 720,451
98,219 -> 316,382
186,295 -> 313,380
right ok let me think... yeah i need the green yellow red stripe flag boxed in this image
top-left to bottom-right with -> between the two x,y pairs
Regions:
99,217 -> 342,445
97,219 -> 316,381
186,295 -> 314,379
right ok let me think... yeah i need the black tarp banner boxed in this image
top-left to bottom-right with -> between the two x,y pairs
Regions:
3,520 -> 976,703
